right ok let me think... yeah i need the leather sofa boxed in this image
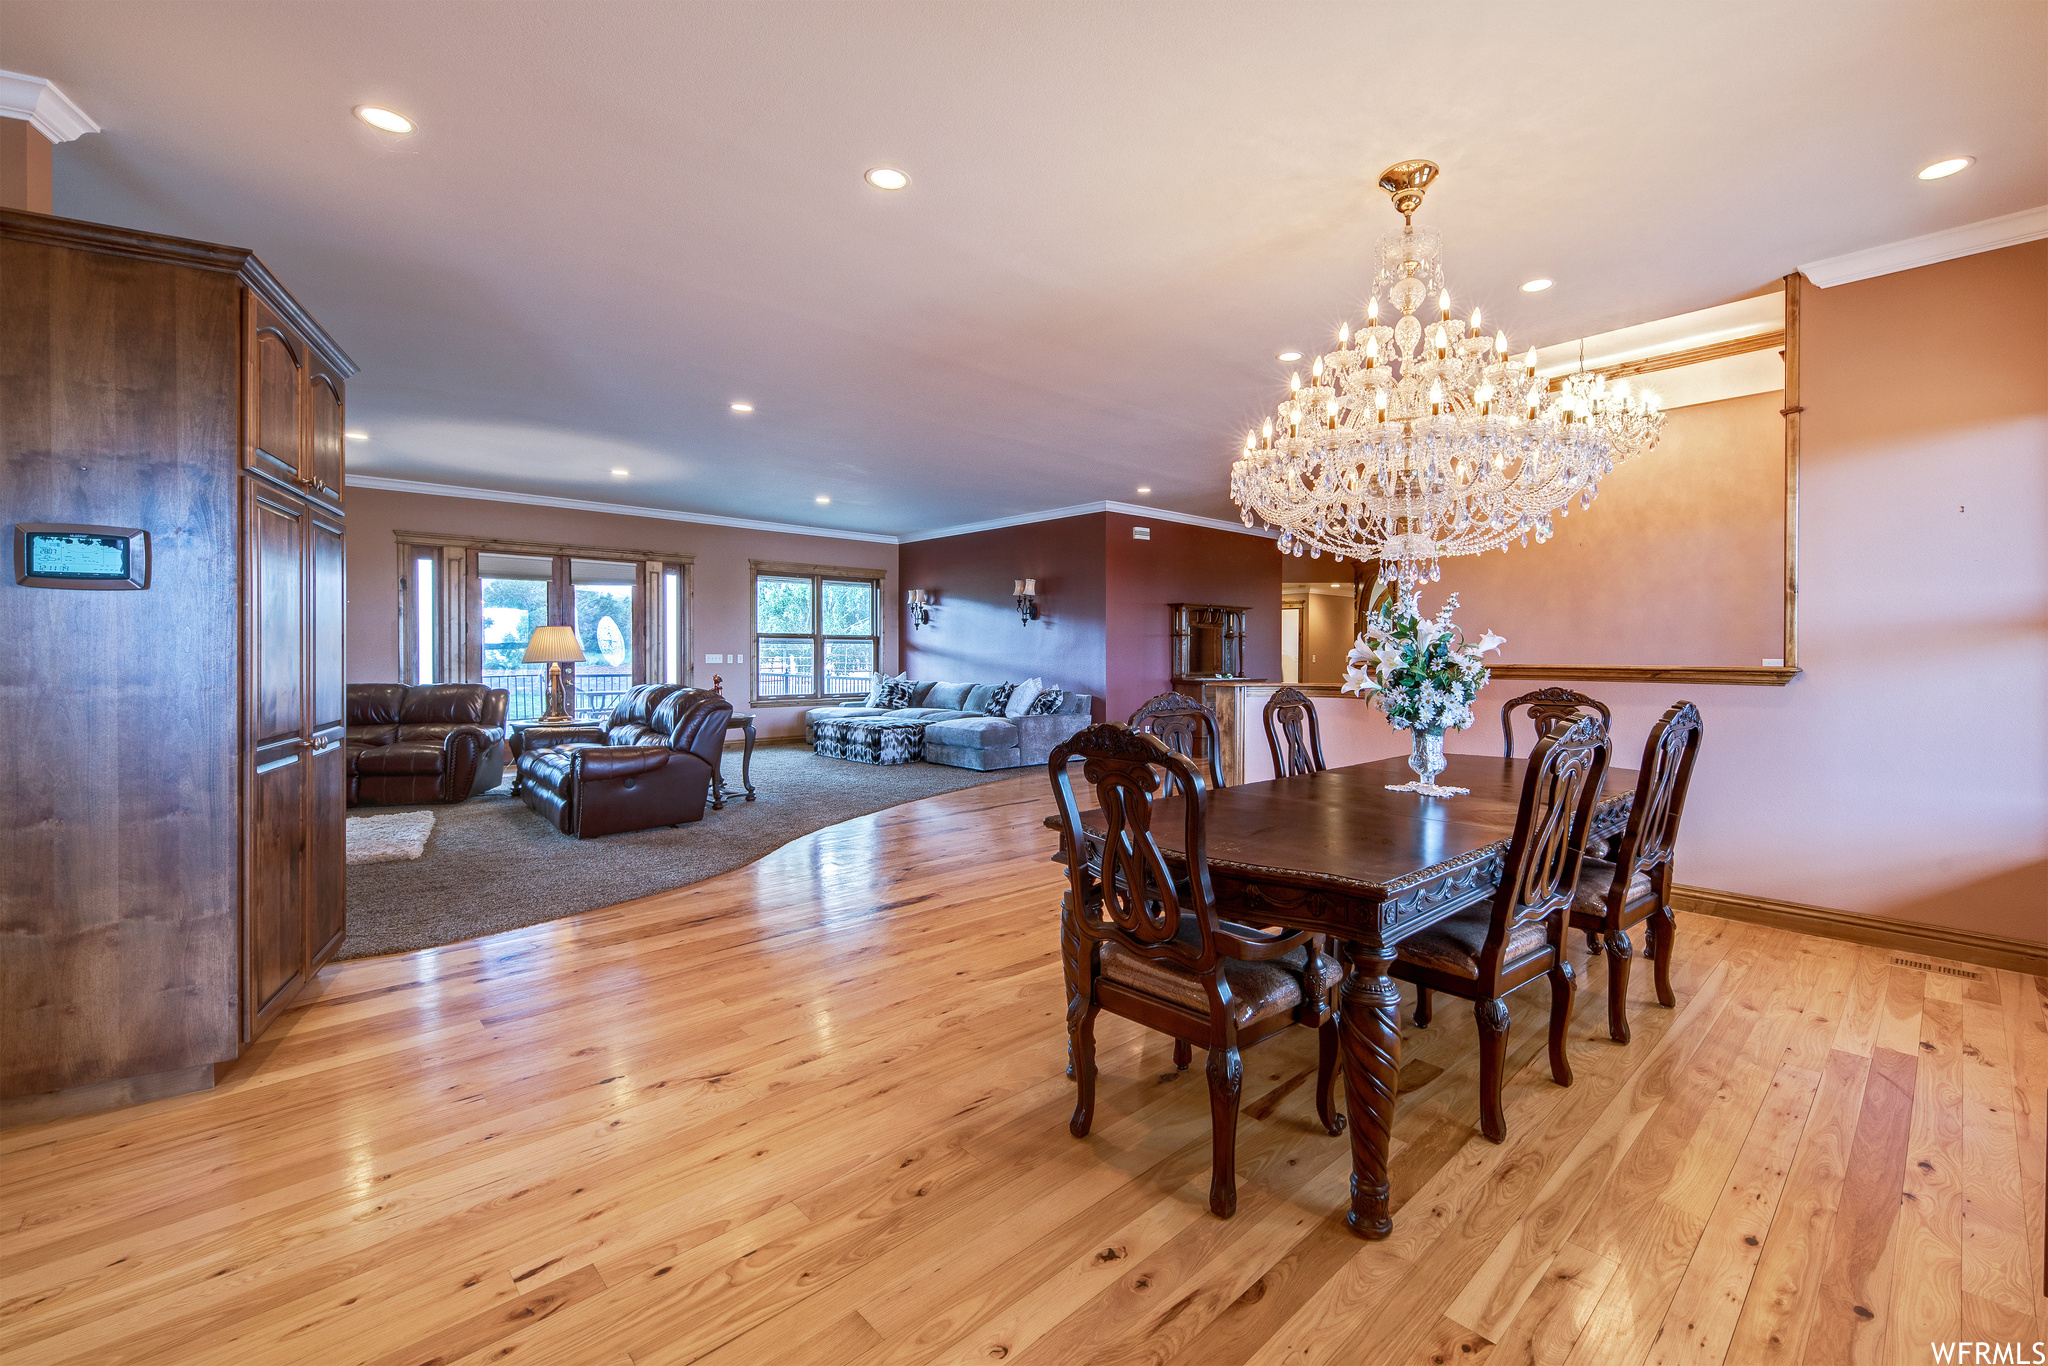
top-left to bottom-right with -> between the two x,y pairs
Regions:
346,684 -> 509,806
516,683 -> 732,838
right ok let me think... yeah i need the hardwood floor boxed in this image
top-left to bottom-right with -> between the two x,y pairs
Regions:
3,775 -> 2043,1365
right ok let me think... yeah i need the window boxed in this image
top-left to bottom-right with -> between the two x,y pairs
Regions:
570,558 -> 637,721
401,536 -> 692,715
753,567 -> 880,702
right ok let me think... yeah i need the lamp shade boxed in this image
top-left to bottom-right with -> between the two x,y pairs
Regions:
521,625 -> 586,664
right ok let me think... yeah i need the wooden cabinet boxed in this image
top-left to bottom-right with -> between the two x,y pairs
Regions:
0,209 -> 356,1121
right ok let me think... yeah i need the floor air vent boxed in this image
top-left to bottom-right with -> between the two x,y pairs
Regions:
1891,956 -> 1982,981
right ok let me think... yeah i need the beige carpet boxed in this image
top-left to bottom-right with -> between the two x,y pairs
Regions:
340,747 -> 1028,959
345,810 -> 436,864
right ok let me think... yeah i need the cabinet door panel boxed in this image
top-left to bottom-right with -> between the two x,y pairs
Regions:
247,298 -> 305,486
246,486 -> 307,1037
307,511 -> 347,967
307,370 -> 344,506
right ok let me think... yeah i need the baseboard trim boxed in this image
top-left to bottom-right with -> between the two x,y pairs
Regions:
1672,884 -> 2048,977
1,1062 -> 217,1129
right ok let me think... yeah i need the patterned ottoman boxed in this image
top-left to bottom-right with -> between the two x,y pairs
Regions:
812,717 -> 926,765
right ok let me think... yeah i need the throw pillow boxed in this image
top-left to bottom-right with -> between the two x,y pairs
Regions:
1005,676 -> 1045,717
861,670 -> 909,707
962,683 -> 1005,716
879,677 -> 918,708
1028,688 -> 1067,715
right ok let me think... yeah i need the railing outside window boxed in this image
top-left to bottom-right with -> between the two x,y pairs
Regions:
752,569 -> 880,703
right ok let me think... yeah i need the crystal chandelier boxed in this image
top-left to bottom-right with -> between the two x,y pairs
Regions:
1230,160 -> 1667,588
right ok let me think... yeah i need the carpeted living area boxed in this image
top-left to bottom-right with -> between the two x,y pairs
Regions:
339,745 -> 1027,959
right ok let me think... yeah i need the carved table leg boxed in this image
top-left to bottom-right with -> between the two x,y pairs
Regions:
1339,940 -> 1402,1239
739,718 -> 757,799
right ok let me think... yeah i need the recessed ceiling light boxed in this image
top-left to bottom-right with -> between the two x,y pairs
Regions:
865,167 -> 910,191
344,430 -> 368,441
1136,486 -> 1151,494
354,106 -> 414,134
1918,156 -> 1974,181
611,468 -> 629,477
730,401 -> 754,413
1520,279 -> 1553,293
815,496 -> 831,504
1276,351 -> 1302,362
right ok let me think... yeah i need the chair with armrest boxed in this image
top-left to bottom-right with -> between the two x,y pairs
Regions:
1394,714 -> 1611,1143
516,683 -> 732,837
1128,692 -> 1227,792
1569,701 -> 1704,1044
346,683 -> 509,806
1050,724 -> 1343,1219
1262,686 -> 1327,778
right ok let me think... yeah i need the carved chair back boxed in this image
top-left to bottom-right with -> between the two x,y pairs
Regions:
1501,687 -> 1612,759
1604,701 -> 1703,895
1262,686 -> 1327,777
1128,692 -> 1227,791
1476,714 -> 1610,985
1048,725 -> 1224,980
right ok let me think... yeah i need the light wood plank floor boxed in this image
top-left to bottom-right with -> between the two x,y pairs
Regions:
3,775 -> 2044,1366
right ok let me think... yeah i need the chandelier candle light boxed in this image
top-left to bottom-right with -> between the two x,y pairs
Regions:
1230,160 -> 1667,590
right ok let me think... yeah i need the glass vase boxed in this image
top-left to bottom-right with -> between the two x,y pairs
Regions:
1407,728 -> 1447,789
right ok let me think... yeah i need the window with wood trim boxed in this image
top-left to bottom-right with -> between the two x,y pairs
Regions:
397,536 -> 691,720
752,566 -> 881,703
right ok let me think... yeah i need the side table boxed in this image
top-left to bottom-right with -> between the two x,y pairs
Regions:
507,720 -> 607,795
711,712 -> 757,809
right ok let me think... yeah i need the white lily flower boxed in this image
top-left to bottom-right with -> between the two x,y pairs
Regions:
1413,618 -> 1445,651
1474,630 -> 1506,655
1375,643 -> 1406,676
1341,663 -> 1379,695
1347,632 -> 1374,665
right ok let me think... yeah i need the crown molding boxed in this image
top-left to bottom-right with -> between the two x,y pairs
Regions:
1800,205 -> 2048,288
343,475 -> 899,544
0,69 -> 101,143
899,500 -> 1277,544
343,476 -> 1278,548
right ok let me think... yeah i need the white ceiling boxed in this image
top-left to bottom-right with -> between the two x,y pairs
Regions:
5,1 -> 2044,538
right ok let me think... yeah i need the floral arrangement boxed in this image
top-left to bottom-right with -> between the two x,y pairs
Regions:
1341,588 -> 1505,734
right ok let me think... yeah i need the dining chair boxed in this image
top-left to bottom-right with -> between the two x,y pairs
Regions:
1569,701 -> 1704,1044
1049,724 -> 1344,1218
1128,692 -> 1227,790
1500,686 -> 1612,759
1394,714 -> 1611,1143
1262,686 -> 1327,777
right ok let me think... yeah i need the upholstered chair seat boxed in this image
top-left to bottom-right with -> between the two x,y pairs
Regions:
1099,936 -> 1341,1029
1572,859 -> 1657,920
1397,911 -> 1552,979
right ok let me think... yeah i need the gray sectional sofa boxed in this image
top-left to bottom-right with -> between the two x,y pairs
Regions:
804,680 -> 1093,771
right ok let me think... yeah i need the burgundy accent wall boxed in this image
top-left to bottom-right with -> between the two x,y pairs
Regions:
1103,511 -> 1282,724
899,514 -> 1108,718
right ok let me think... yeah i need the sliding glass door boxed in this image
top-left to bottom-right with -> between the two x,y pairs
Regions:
479,553 -> 555,721
570,558 -> 636,722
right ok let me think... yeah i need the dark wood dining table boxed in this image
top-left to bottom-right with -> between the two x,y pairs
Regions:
1074,751 -> 1637,1239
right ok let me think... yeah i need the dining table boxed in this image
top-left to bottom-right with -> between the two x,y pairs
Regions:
1072,750 -> 1637,1239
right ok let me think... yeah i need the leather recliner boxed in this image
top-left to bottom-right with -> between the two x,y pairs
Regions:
516,683 -> 732,838
347,684 -> 510,806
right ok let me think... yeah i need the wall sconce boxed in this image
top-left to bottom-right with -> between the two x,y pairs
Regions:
906,588 -> 935,630
1013,578 -> 1038,625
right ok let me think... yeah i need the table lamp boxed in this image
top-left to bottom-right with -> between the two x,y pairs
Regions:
521,626 -> 585,724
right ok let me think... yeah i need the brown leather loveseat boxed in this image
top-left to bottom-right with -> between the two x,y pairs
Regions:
517,683 -> 731,838
346,684 -> 509,806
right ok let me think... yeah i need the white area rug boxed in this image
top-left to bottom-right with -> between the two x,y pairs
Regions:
346,811 -> 436,865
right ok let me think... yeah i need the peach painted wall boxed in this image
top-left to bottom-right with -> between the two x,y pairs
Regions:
1301,243 -> 2047,945
1438,389 -> 1787,668
343,486 -> 898,739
